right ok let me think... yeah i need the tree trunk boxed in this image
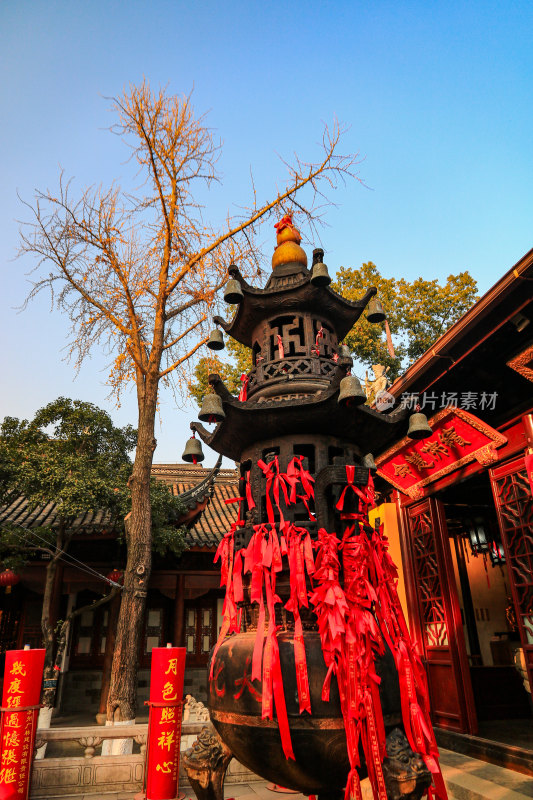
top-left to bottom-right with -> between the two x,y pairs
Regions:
97,590 -> 121,724
107,374 -> 159,722
36,552 -> 63,759
40,551 -> 62,709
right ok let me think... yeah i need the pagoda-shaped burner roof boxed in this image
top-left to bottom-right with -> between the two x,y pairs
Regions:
191,370 -> 408,462
214,264 -> 377,348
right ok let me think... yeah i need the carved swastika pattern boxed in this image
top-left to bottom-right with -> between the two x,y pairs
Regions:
268,316 -> 306,360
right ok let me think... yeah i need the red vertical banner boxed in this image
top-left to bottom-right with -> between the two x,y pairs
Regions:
0,648 -> 45,800
145,647 -> 186,800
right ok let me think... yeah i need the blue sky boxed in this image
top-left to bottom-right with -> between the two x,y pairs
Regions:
1,0 -> 532,465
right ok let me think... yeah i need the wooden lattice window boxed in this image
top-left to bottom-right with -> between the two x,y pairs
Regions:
409,505 -> 449,648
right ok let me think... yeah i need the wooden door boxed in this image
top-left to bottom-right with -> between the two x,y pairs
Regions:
490,456 -> 533,696
402,497 -> 477,733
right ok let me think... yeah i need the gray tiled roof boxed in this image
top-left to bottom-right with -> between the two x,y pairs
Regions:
0,464 -> 239,551
151,463 -> 239,548
0,493 -> 115,534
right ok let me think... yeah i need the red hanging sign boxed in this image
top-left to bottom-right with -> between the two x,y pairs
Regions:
377,407 -> 507,500
0,648 -> 45,800
145,647 -> 186,800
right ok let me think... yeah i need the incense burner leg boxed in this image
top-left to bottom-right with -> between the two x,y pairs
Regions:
182,726 -> 233,800
382,728 -> 432,800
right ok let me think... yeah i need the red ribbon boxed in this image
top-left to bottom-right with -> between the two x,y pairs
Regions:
244,469 -> 256,510
274,214 -> 295,233
257,457 -> 291,528
284,525 -> 314,714
239,373 -> 249,401
312,326 -> 324,356
210,523 -> 241,678
277,334 -> 285,359
311,469 -> 448,800
385,318 -> 395,358
210,461 -> 448,799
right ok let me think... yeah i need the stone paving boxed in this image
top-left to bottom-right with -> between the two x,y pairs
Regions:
39,782 -> 308,800
439,748 -> 533,799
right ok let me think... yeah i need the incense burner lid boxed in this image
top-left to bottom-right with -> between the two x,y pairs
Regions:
214,265 -> 377,348
191,371 -> 408,462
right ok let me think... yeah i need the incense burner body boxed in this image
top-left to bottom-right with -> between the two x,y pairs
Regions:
209,630 -> 402,793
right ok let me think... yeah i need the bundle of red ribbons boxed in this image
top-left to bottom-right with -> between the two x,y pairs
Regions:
210,459 -> 447,800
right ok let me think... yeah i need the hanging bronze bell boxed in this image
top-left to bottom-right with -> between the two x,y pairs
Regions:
224,279 -> 244,304
310,260 -> 332,287
198,393 -> 226,423
407,412 -> 433,440
338,344 -> 352,359
366,296 -> 386,323
362,453 -> 377,471
182,436 -> 205,463
207,329 -> 224,350
338,375 -> 366,406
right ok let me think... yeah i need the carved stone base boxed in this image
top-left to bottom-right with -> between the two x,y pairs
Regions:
382,728 -> 432,800
182,725 -> 233,800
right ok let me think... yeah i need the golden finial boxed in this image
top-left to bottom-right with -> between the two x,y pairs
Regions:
272,214 -> 308,269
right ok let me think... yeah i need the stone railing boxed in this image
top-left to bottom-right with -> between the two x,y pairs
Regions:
34,721 -> 205,758
30,720 -> 257,797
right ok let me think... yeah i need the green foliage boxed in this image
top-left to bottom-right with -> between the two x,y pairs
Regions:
333,263 -> 478,382
116,470 -> 188,559
0,397 -> 136,518
0,397 -> 188,567
189,338 -> 252,407
0,526 -> 55,572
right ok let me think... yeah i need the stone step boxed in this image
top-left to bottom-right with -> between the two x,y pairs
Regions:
439,748 -> 533,800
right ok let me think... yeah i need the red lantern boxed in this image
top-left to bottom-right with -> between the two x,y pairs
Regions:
106,568 -> 123,584
0,568 -> 20,593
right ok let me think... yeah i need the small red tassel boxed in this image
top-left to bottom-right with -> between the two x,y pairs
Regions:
384,319 -> 395,359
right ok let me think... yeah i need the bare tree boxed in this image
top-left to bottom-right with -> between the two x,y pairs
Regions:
19,81 -> 362,723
